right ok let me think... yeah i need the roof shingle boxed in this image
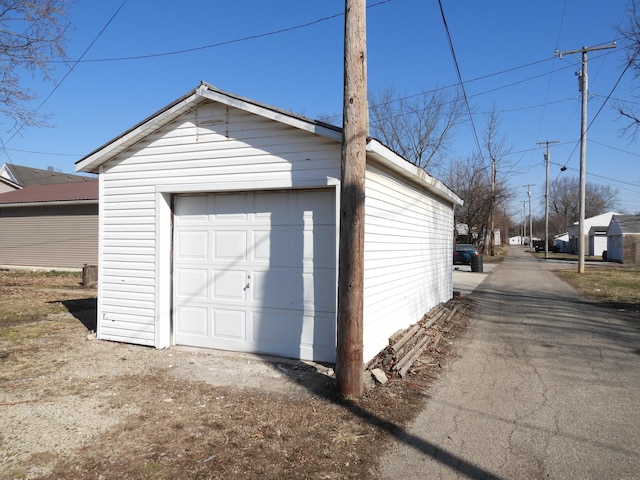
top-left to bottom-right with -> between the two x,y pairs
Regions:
0,180 -> 98,205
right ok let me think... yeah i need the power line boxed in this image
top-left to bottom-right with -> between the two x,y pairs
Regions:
3,0 -> 129,147
49,1 -> 392,64
438,0 -> 482,158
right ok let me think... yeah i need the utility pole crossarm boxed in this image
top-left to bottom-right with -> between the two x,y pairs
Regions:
555,43 -> 616,58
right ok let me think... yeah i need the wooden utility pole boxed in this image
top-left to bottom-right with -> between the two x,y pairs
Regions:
555,43 -> 615,273
524,184 -> 535,247
336,0 -> 367,397
489,155 -> 496,256
537,140 -> 559,259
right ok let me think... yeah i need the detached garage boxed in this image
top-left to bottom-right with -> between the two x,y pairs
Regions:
76,82 -> 462,364
606,214 -> 640,265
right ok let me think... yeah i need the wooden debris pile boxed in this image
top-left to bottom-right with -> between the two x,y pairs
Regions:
367,300 -> 462,379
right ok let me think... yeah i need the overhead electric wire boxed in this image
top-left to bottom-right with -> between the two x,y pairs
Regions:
536,0 -> 567,143
50,1 -> 391,64
559,46 -> 638,171
437,0 -> 483,158
3,0 -> 129,147
589,138 -> 640,156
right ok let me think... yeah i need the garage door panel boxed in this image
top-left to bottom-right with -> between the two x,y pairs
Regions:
304,270 -> 336,312
251,269 -> 303,308
174,190 -> 336,362
213,193 -> 248,219
304,227 -> 335,262
175,305 -> 208,336
176,268 -> 209,298
213,269 -> 247,300
252,230 -> 271,261
253,310 -> 302,345
214,230 -> 246,260
176,230 -> 209,261
174,195 -> 208,222
213,309 -> 246,340
300,311 -> 336,349
265,228 -> 304,266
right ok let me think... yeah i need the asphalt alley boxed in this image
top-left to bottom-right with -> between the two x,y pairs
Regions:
382,246 -> 640,480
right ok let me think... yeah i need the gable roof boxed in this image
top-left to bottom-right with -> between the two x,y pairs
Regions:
0,175 -> 21,190
1,163 -> 94,188
573,211 -> 621,226
76,81 -> 462,207
0,180 -> 98,207
611,214 -> 640,234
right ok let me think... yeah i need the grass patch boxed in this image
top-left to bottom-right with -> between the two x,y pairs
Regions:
556,267 -> 640,312
0,270 -> 95,333
0,269 -> 83,288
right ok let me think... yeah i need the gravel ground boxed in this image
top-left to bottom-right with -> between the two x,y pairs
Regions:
0,270 -> 472,479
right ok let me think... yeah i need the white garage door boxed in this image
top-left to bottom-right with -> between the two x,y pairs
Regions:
173,189 -> 337,362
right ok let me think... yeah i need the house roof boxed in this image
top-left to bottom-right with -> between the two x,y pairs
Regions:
0,180 -> 98,206
0,175 -> 20,191
611,214 -> 640,234
0,163 -> 95,188
76,81 -> 463,207
570,211 -> 621,227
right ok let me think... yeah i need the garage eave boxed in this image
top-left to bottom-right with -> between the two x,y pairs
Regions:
197,84 -> 343,142
76,82 -> 343,174
76,87 -> 209,174
366,139 -> 463,207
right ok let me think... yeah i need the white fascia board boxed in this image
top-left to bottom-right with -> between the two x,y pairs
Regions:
76,92 -> 207,174
0,200 -> 97,208
197,88 -> 343,142
365,139 -> 463,206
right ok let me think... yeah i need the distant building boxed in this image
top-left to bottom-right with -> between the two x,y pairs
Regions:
606,215 -> 640,265
0,163 -> 94,192
568,212 -> 620,255
0,181 -> 98,269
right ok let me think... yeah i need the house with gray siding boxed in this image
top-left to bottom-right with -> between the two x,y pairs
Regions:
606,215 -> 640,265
0,181 -> 98,269
76,82 -> 462,364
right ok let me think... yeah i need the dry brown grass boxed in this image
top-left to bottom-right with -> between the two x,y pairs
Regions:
0,269 -> 473,480
556,267 -> 640,312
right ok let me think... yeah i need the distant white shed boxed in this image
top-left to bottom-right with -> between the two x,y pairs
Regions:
76,82 -> 462,364
568,212 -> 620,254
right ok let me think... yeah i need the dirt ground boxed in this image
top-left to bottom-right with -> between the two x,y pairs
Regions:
0,271 -> 473,480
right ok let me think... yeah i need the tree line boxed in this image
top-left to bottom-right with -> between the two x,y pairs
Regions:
0,0 -> 638,250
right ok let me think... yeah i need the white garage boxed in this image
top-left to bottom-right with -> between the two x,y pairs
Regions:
76,82 -> 462,364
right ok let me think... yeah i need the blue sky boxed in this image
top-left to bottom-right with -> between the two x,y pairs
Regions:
2,0 -> 638,218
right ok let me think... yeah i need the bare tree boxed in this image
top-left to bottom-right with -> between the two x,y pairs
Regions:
368,84 -> 464,172
0,0 -> 71,130
444,110 -> 512,251
484,109 -> 512,253
549,176 -> 619,232
444,152 -> 511,249
616,0 -> 640,140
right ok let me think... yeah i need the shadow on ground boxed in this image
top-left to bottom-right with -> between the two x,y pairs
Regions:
55,297 -> 97,331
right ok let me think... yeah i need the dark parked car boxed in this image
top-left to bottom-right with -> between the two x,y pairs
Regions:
453,244 -> 479,265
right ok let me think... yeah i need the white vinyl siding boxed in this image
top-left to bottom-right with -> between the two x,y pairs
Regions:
362,164 -> 454,361
97,102 -> 341,347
